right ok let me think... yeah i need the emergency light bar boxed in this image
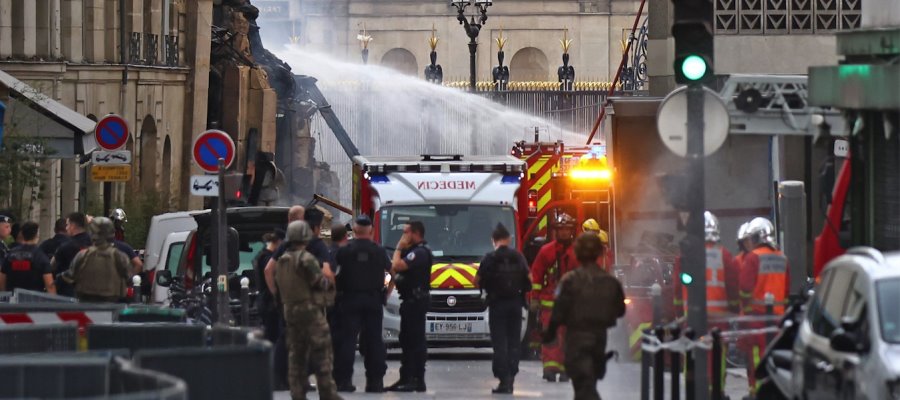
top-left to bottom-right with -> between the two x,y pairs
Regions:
355,155 -> 525,175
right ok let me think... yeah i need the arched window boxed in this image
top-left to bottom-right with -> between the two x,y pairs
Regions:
381,48 -> 418,76
139,116 -> 158,192
510,47 -> 550,81
161,135 -> 172,208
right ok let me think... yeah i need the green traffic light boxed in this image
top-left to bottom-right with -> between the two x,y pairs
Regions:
681,55 -> 708,81
680,272 -> 694,285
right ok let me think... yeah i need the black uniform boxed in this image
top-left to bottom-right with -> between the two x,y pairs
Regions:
476,245 -> 531,384
333,238 -> 390,388
395,242 -> 432,386
253,246 -> 278,342
38,233 -> 69,259
2,244 -> 53,292
53,232 -> 91,297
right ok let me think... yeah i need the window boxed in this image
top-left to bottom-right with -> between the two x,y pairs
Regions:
877,278 -> 900,344
812,267 -> 856,338
201,241 -> 266,275
165,242 -> 185,275
379,205 -> 517,259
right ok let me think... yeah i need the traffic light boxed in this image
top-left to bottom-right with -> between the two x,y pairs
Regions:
672,0 -> 714,84
680,271 -> 694,285
223,173 -> 246,203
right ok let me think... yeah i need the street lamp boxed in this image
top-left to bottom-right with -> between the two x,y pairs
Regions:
450,0 -> 493,91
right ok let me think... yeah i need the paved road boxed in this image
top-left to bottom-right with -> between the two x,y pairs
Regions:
275,349 -> 751,399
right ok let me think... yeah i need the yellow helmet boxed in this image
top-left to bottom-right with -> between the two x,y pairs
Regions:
582,218 -> 601,232
598,229 -> 609,245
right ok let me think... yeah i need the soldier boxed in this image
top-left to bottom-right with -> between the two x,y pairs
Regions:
332,215 -> 390,393
475,223 -> 531,394
387,221 -> 432,393
543,233 -> 626,400
65,217 -> 130,303
273,220 -> 342,400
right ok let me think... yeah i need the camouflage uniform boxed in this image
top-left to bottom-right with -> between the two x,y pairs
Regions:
65,217 -> 130,303
276,246 -> 342,400
546,262 -> 625,400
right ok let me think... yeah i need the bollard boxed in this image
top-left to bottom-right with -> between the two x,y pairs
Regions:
684,328 -> 696,400
765,292 -> 775,344
240,277 -> 251,327
653,326 -> 665,400
651,283 -> 662,326
670,326 -> 681,400
132,275 -> 142,304
779,181 -> 807,297
640,328 -> 652,400
711,328 -> 723,400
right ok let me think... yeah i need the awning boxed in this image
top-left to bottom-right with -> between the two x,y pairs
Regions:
0,68 -> 97,157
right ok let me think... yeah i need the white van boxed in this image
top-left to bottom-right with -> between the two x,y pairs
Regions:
143,211 -> 197,303
150,231 -> 190,305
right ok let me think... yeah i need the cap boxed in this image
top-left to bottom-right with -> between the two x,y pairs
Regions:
354,214 -> 372,227
0,215 -> 11,224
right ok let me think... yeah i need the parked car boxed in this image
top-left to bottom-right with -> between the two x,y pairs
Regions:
150,231 -> 190,305
791,247 -> 900,400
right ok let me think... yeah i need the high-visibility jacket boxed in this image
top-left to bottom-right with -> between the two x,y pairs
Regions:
672,243 -> 741,317
739,246 -> 789,315
530,240 -> 576,308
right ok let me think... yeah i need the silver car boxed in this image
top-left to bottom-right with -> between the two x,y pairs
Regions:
792,247 -> 900,400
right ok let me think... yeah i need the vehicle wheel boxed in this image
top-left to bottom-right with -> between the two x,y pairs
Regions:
756,379 -> 789,400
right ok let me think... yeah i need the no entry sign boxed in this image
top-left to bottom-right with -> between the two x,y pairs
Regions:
192,129 -> 236,173
95,114 -> 129,151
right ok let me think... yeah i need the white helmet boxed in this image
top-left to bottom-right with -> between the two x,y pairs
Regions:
737,222 -> 750,242
704,211 -> 720,243
746,217 -> 776,248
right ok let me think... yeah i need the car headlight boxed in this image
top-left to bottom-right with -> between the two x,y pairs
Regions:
887,379 -> 900,400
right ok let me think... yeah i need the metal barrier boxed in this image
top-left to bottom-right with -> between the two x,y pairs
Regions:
134,342 -> 273,400
209,326 -> 259,347
12,288 -> 78,303
118,306 -> 187,323
0,322 -> 78,354
88,323 -> 207,354
0,353 -> 187,399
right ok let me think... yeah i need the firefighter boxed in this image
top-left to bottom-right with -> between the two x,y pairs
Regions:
110,208 -> 127,241
672,211 -> 741,317
542,232 -> 625,400
734,222 -> 751,266
581,218 -> 613,270
530,213 -> 578,382
739,216 -> 789,396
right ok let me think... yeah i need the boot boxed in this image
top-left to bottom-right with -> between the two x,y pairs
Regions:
542,371 -> 557,382
365,380 -> 384,393
492,377 -> 513,394
558,372 -> 570,382
386,377 -> 408,391
391,377 -> 426,392
335,382 -> 356,393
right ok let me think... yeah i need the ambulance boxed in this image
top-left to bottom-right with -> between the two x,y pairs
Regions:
352,154 -> 526,346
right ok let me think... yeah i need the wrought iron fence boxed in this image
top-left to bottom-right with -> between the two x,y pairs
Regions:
144,33 -> 159,65
165,35 -> 179,67
129,32 -> 142,64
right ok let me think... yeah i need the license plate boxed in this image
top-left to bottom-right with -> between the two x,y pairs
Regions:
429,322 -> 473,333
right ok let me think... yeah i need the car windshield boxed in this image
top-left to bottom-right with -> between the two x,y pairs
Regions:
876,278 -> 900,344
201,241 -> 266,276
379,205 -> 517,259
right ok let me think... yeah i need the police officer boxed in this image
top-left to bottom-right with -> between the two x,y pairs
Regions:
543,233 -> 626,400
38,218 -> 70,259
273,220 -> 342,400
475,223 -> 531,394
332,215 -> 389,393
0,221 -> 55,293
0,215 -> 12,260
387,221 -> 432,393
64,217 -> 131,303
52,212 -> 92,297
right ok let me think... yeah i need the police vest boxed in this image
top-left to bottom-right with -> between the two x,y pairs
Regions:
7,247 -> 35,273
396,243 -> 432,297
705,246 -> 729,315
750,247 -> 788,315
337,239 -> 385,293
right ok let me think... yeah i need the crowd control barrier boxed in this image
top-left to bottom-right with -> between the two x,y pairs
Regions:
87,323 -> 207,355
12,288 -> 79,304
0,322 -> 78,354
0,352 -> 187,399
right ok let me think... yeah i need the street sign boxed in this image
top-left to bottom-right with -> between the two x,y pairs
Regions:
192,129 -> 235,173
91,165 -> 132,182
94,114 -> 130,151
92,150 -> 132,165
190,175 -> 220,197
657,86 -> 730,157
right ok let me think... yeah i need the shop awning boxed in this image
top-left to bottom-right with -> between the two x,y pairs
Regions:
0,68 -> 97,157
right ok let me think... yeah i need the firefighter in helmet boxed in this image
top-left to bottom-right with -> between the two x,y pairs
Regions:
672,212 -> 741,316
739,217 -> 789,396
529,212 -> 578,382
110,208 -> 127,242
581,218 -> 613,270
735,222 -> 752,267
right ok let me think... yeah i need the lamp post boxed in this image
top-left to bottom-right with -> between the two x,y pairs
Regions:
450,0 -> 493,91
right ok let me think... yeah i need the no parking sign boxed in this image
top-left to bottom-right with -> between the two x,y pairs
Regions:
192,129 -> 235,173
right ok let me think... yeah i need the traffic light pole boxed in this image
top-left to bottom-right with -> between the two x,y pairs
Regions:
684,83 -> 709,400
213,158 -> 231,325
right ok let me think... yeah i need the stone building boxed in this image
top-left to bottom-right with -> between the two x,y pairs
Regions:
254,0 -> 646,83
0,0 -> 288,236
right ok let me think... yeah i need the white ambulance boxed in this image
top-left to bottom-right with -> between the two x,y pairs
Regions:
351,154 -> 527,347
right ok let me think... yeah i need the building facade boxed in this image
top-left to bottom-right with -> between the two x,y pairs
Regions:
255,0 -> 646,84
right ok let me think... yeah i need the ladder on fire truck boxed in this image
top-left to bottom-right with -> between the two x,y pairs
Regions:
719,74 -> 846,137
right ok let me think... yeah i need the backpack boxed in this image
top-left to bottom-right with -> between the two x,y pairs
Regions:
490,251 -> 527,299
